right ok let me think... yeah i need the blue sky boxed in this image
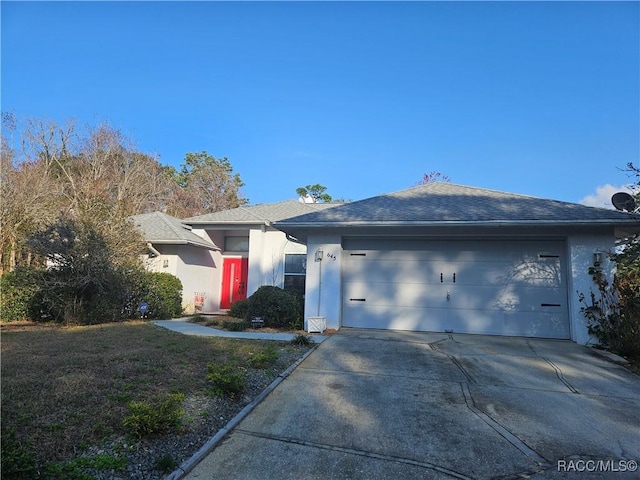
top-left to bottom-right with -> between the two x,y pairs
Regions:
2,1 -> 638,208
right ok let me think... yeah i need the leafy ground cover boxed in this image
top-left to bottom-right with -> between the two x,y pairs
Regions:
189,314 -> 338,336
190,314 -> 305,334
1,320 -> 313,479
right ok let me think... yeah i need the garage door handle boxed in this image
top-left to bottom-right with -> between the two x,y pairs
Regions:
350,298 -> 366,302
440,273 -> 443,283
453,273 -> 456,283
541,303 -> 561,307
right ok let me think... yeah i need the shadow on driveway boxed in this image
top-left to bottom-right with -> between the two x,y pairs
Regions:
184,329 -> 640,480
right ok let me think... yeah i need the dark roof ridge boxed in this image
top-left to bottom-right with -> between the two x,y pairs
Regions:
273,182 -> 640,227
336,181 -> 631,214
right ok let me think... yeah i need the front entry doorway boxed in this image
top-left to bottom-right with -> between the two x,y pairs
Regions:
220,258 -> 248,309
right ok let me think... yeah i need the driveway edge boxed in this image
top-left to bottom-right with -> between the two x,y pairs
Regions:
588,346 -> 630,365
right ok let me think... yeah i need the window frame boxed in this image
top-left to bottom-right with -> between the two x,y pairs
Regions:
284,253 -> 306,295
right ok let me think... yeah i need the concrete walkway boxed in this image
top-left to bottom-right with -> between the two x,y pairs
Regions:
180,329 -> 640,480
153,317 -> 329,343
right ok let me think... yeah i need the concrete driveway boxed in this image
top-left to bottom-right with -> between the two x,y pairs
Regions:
184,329 -> 640,480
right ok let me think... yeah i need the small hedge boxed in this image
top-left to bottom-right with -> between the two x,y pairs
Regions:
228,298 -> 249,319
228,286 -> 302,328
142,272 -> 183,319
0,266 -> 183,324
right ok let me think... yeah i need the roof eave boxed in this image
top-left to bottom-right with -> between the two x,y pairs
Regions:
185,220 -> 269,228
275,219 -> 640,229
147,239 -> 221,251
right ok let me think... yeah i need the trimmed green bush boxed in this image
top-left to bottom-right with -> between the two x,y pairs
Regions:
228,298 -> 249,319
245,286 -> 302,328
143,272 -> 183,319
119,267 -> 183,320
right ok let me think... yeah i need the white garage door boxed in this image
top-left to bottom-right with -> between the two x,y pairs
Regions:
342,239 -> 570,339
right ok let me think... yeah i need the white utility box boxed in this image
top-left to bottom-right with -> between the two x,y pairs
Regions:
307,316 -> 326,333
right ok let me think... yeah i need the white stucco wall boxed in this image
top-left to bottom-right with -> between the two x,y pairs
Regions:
247,228 -> 265,294
248,227 -> 306,295
304,235 -> 342,331
143,244 -> 221,315
566,232 -> 616,345
174,245 -> 221,314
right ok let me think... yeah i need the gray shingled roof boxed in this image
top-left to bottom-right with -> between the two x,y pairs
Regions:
274,183 -> 640,226
184,200 -> 337,225
131,212 -> 220,250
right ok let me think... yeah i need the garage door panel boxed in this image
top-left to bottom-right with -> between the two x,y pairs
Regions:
345,282 -> 566,313
341,240 -> 569,339
343,261 -> 562,288
343,240 -> 565,260
502,311 -> 569,338
343,303 -> 454,331
449,260 -> 564,288
343,304 -> 569,338
344,282 -> 450,309
344,256 -> 564,288
343,259 -> 446,286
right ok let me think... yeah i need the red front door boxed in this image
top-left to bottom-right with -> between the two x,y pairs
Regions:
220,258 -> 248,309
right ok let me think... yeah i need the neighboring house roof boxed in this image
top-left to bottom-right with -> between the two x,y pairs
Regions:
274,183 -> 640,237
184,200 -> 337,226
131,212 -> 220,250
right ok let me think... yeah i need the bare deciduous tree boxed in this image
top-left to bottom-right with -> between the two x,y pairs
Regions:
1,118 -> 70,273
1,117 -> 248,272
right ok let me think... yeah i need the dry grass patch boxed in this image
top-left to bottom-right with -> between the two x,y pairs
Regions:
1,320 -> 311,478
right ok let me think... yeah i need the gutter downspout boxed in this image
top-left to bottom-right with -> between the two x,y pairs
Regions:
285,233 -> 305,245
146,243 -> 162,258
317,257 -> 322,317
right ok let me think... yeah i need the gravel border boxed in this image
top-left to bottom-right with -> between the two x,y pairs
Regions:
166,346 -> 316,480
79,344 -> 316,480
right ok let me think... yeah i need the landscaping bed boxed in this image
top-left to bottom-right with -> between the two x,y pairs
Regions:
188,314 -> 337,336
188,314 -> 306,334
1,321 -> 314,479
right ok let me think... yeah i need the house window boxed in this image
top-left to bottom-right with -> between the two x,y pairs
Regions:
284,254 -> 306,296
224,236 -> 249,252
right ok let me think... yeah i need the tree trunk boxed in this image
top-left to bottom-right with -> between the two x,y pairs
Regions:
9,239 -> 16,272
